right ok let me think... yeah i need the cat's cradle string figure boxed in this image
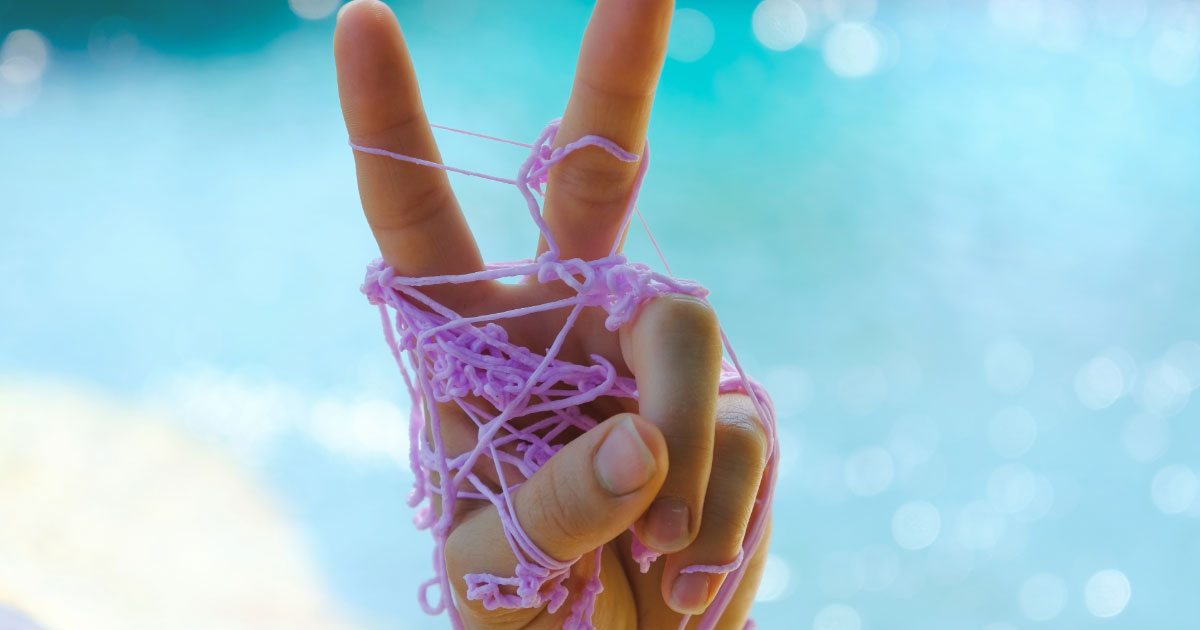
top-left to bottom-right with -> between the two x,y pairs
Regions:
357,118 -> 779,630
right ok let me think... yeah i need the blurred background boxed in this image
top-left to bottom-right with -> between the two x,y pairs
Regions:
2,0 -> 1199,628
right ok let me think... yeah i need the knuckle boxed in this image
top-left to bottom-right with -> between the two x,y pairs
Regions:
549,154 -> 637,213
714,400 -> 768,469
529,465 -> 588,551
367,181 -> 456,233
659,429 -> 715,460
352,109 -> 428,149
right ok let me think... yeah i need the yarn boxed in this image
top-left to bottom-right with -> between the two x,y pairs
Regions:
356,119 -> 778,630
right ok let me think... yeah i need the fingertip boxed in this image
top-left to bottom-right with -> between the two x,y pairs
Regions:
334,0 -> 398,66
667,572 -> 720,616
636,496 -> 693,553
336,0 -> 392,29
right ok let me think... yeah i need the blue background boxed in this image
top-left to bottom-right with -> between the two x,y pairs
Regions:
2,1 -> 1199,629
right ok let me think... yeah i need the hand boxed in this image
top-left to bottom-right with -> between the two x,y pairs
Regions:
334,1 -> 772,628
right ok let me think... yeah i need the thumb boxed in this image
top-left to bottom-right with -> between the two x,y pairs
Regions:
515,412 -> 668,561
447,413 -> 668,603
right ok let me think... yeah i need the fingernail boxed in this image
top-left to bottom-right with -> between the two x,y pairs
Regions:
594,415 -> 656,496
670,573 -> 712,614
644,497 -> 690,551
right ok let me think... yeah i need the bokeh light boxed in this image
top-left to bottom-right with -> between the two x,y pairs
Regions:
88,17 -> 140,69
755,554 -> 792,602
1148,26 -> 1200,86
813,603 -> 862,630
988,0 -> 1044,38
955,501 -> 1006,551
0,29 -> 48,85
1150,464 -> 1198,515
1135,361 -> 1191,416
752,0 -> 809,51
821,0 -> 876,23
1084,569 -> 1132,618
988,463 -> 1037,514
844,445 -> 895,496
892,500 -> 941,550
1019,573 -> 1069,622
4,1 -> 1200,628
668,8 -> 716,63
1074,355 -> 1126,410
289,0 -> 342,21
821,22 -> 884,78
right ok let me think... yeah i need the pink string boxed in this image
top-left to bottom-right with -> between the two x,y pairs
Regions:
356,119 -> 778,630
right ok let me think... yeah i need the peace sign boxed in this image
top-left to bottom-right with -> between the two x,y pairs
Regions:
334,1 -> 773,628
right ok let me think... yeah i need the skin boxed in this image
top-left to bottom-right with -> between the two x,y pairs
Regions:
332,1 -> 772,628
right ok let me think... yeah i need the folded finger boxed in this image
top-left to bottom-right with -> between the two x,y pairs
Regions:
444,413 -> 667,621
621,294 -> 723,555
661,394 -> 768,616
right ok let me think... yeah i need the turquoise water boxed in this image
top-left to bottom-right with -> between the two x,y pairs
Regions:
2,1 -> 1199,628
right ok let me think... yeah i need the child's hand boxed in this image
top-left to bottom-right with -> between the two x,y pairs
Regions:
334,1 -> 771,627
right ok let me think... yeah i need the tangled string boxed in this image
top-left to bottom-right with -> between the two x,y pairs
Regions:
356,119 -> 779,630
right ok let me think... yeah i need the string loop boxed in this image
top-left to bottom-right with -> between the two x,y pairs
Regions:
357,119 -> 778,630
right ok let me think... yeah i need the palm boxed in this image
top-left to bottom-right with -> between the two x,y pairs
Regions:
334,1 -> 771,629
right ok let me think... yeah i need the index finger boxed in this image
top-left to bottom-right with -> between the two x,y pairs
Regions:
334,0 -> 485,303
539,0 -> 675,261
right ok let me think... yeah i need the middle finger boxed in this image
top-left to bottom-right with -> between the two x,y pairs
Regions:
538,0 -> 675,261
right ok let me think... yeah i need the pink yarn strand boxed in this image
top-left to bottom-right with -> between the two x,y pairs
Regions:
356,118 -> 777,630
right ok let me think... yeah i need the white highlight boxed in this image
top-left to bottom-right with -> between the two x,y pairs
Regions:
1013,474 -> 1056,523
956,501 -> 1006,550
756,554 -> 792,602
822,0 -> 876,23
668,8 -> 716,63
1135,361 -> 1191,416
0,29 -> 49,85
1075,355 -> 1125,410
988,0 -> 1042,37
0,379 -> 357,630
1151,464 -> 1198,515
1149,27 -> 1200,86
1084,569 -> 1131,618
289,0 -> 341,20
892,500 -> 941,550
822,22 -> 884,78
813,603 -> 862,630
988,463 -> 1037,514
1165,340 -> 1200,390
753,0 -> 809,51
